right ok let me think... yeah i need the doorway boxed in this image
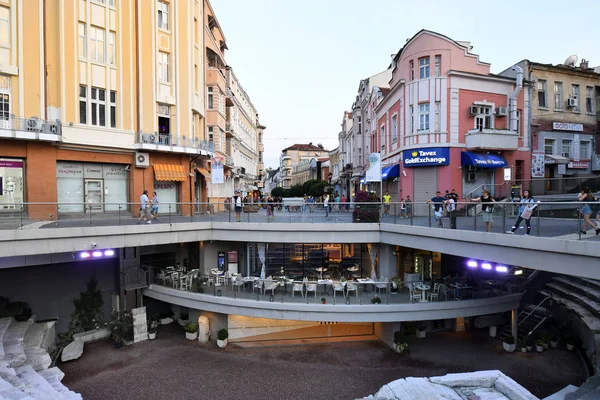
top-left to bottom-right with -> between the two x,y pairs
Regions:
0,92 -> 10,129
84,179 -> 104,212
414,254 -> 433,281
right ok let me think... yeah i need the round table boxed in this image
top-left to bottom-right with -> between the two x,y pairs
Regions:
416,284 -> 431,302
315,267 -> 328,280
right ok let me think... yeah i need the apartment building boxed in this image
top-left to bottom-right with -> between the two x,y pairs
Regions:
335,111 -> 353,198
279,143 -> 328,189
501,59 -> 600,194
0,0 -> 213,218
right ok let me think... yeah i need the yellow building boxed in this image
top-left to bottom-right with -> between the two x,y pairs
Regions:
0,0 -> 215,219
279,143 -> 329,188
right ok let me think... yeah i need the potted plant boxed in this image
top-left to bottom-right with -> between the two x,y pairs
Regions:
217,328 -> 228,348
536,338 -> 545,353
320,297 -> 327,304
184,323 -> 198,340
148,319 -> 158,340
542,335 -> 549,350
518,339 -> 527,353
393,331 -> 409,354
371,296 -> 382,304
416,327 -> 426,339
503,335 -> 516,352
107,309 -> 133,348
352,190 -> 381,223
550,335 -> 559,348
525,337 -> 533,352
565,334 -> 575,351
390,277 -> 402,294
160,310 -> 174,325
178,312 -> 189,327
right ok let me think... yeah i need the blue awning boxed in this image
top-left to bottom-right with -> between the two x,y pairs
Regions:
461,152 -> 508,169
382,164 -> 400,180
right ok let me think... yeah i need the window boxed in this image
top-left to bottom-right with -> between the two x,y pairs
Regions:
208,126 -> 214,142
419,58 -> 430,79
409,106 -> 414,133
108,0 -> 115,6
78,23 -> 86,58
544,138 -> 555,155
554,82 -> 563,109
434,101 -> 441,132
158,51 -> 170,82
409,60 -> 414,81
0,6 -> 9,48
537,80 -> 547,108
580,141 -> 590,159
357,116 -> 362,133
90,87 -> 106,127
516,110 -> 521,135
419,104 -> 430,131
157,1 -> 169,30
89,27 -> 105,63
380,125 -> 385,150
571,84 -> 580,111
586,87 -> 594,114
391,114 -> 398,142
108,31 -> 115,65
561,139 -> 572,158
208,87 -> 214,109
434,55 -> 441,77
79,86 -> 87,124
474,106 -> 492,130
110,91 -> 116,128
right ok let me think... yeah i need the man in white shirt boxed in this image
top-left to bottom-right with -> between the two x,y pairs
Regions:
446,197 -> 456,229
324,194 -> 329,217
137,190 -> 152,224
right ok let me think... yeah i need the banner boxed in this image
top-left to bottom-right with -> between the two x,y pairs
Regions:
531,151 -> 545,178
366,153 -> 381,182
211,156 -> 224,184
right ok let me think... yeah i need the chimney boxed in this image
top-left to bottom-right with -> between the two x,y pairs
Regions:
309,142 -> 313,146
580,59 -> 589,69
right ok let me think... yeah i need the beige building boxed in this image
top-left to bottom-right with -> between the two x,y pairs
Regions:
279,143 -> 328,188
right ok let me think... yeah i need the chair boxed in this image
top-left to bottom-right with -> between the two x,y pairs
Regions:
292,278 -> 306,298
440,284 -> 455,300
180,274 -> 192,291
232,276 -> 245,292
408,283 -> 422,303
333,283 -> 346,301
375,276 -> 388,296
263,278 -> 278,296
171,272 -> 180,289
157,271 -> 166,285
346,282 -> 359,298
428,284 -> 440,302
306,280 -> 318,298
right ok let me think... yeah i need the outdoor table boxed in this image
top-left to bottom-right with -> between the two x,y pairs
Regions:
356,278 -> 374,294
318,279 -> 333,295
315,267 -> 328,280
416,284 -> 430,302
450,283 -> 473,300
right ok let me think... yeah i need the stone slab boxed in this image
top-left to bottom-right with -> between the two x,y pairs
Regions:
72,328 -> 109,343
430,370 -> 501,388
132,306 -> 148,344
131,306 -> 146,316
61,340 -> 84,362
495,376 -> 538,400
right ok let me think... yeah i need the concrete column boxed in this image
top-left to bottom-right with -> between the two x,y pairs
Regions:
377,243 -> 396,279
511,308 -> 518,341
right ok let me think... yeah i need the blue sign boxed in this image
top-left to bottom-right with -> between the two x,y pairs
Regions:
403,148 -> 450,167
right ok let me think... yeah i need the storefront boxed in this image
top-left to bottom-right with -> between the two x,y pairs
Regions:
381,163 -> 400,204
403,147 -> 449,216
56,161 -> 128,213
0,159 -> 24,210
153,164 -> 187,214
460,152 -> 508,197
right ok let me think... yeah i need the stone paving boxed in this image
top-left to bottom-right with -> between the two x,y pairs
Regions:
60,324 -> 588,400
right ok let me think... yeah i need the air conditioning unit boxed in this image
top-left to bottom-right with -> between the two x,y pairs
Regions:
41,123 -> 59,135
25,118 -> 42,132
466,165 -> 477,172
567,97 -> 578,107
468,106 -> 479,116
466,172 -> 477,182
496,106 -> 508,116
134,152 -> 149,168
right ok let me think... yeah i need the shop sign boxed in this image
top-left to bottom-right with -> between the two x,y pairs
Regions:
83,163 -> 103,179
557,164 -> 566,175
154,182 -> 175,190
567,161 -> 589,169
403,147 -> 450,167
56,162 -> 84,178
103,165 -> 128,180
0,160 -> 23,168
552,122 -> 583,132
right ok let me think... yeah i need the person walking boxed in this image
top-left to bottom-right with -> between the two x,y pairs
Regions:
323,194 -> 330,217
405,195 -> 412,218
427,191 -> 446,228
400,198 -> 407,218
137,190 -> 152,224
470,189 -> 496,232
446,195 -> 457,229
383,191 -> 392,217
507,190 -> 538,236
578,187 -> 600,235
150,191 -> 159,220
233,191 -> 243,222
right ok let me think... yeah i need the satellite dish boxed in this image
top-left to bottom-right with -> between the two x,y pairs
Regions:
564,55 -> 578,67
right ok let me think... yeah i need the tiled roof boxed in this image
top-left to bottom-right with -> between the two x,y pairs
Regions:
282,144 -> 328,152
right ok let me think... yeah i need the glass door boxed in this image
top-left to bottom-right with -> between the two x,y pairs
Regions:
414,255 -> 433,281
0,93 -> 10,130
84,179 -> 104,212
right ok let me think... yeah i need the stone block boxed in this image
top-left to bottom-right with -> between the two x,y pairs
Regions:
494,376 -> 537,400
430,370 -> 501,388
61,340 -> 84,362
72,328 -> 109,343
131,306 -> 146,316
134,333 -> 148,343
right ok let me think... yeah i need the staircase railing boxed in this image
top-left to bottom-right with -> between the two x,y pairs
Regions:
521,294 -> 552,338
121,266 -> 148,290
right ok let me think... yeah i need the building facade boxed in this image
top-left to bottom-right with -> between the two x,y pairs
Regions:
279,143 -> 328,189
501,59 -> 600,194
0,0 -> 214,218
335,111 -> 353,198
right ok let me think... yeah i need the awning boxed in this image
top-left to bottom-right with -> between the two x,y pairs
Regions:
461,152 -> 508,169
544,154 -> 569,164
195,166 -> 211,180
382,164 -> 400,180
153,164 -> 187,181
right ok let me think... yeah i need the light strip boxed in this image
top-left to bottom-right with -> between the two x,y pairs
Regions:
481,263 -> 492,270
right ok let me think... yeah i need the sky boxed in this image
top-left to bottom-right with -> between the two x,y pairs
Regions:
211,0 -> 600,169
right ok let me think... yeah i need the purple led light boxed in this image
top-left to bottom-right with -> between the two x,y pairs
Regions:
92,251 -> 103,257
80,252 -> 90,259
467,260 -> 478,268
496,265 -> 508,273
104,250 -> 115,256
481,263 -> 492,270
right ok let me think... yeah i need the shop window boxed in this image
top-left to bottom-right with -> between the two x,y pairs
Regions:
79,86 -> 87,124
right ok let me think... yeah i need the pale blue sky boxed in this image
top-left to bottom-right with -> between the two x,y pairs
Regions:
212,0 -> 600,169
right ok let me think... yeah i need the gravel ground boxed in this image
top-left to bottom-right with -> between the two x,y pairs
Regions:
61,324 -> 588,400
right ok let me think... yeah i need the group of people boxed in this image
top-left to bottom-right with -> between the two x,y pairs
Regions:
382,192 -> 413,218
137,190 -> 160,224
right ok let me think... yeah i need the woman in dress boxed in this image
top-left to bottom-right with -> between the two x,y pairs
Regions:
470,189 -> 496,232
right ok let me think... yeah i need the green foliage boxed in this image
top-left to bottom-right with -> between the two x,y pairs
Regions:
148,319 -> 159,334
290,184 -> 304,197
270,187 -> 285,198
353,190 -> 381,223
107,309 -> 133,345
184,323 -> 198,333
393,330 -> 404,345
67,278 -> 105,338
371,296 -> 382,304
217,328 -> 228,341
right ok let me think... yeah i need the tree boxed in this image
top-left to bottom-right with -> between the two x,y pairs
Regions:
290,184 -> 304,197
302,179 -> 321,195
271,187 -> 285,198
309,181 -> 329,198
68,278 -> 105,334
352,190 -> 381,223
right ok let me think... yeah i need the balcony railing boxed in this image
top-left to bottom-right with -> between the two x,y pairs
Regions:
136,132 -> 215,154
465,128 -> 519,150
0,116 -> 62,140
225,155 -> 234,167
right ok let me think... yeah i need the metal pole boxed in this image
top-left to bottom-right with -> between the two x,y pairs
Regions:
502,204 -> 506,232
169,204 -> 172,225
118,204 -> 121,225
578,203 -> 582,240
394,204 -> 397,224
89,205 -> 92,226
536,206 -> 540,236
428,205 -> 432,227
56,204 -> 59,226
20,203 -> 23,229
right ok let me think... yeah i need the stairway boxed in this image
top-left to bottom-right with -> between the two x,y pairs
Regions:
541,276 -> 600,322
497,303 -> 549,342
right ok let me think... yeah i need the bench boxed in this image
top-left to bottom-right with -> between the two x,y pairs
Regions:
282,198 -> 305,212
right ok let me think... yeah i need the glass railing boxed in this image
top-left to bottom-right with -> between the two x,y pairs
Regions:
1,201 -> 597,240
144,267 -> 517,306
0,116 -> 61,136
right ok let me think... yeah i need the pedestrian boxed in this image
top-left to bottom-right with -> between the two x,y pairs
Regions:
383,191 -> 392,217
405,195 -> 412,217
150,191 -> 159,220
233,191 -> 243,222
335,193 -> 341,212
267,195 -> 275,220
323,194 -> 329,217
470,189 -> 496,232
341,194 -> 347,212
427,191 -> 446,228
578,187 -> 600,235
400,198 -> 407,218
137,190 -> 152,224
446,195 -> 457,229
507,190 -> 538,236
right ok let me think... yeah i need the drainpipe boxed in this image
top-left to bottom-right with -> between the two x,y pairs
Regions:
509,66 -> 523,132
43,1 -> 47,120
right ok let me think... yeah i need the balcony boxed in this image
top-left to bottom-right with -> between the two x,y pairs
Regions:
281,154 -> 291,160
135,132 -> 215,155
0,116 -> 62,142
465,129 -> 519,151
225,155 -> 234,167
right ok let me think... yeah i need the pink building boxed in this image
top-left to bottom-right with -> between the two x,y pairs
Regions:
377,30 -> 531,212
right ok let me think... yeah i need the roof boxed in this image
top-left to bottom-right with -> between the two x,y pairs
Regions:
282,144 -> 328,152
380,87 -> 391,96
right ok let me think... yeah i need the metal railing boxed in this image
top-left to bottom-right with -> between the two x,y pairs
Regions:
0,116 -> 62,136
136,132 -> 215,153
1,200 -> 597,240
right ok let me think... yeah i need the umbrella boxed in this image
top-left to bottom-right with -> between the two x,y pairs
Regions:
368,244 -> 377,281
